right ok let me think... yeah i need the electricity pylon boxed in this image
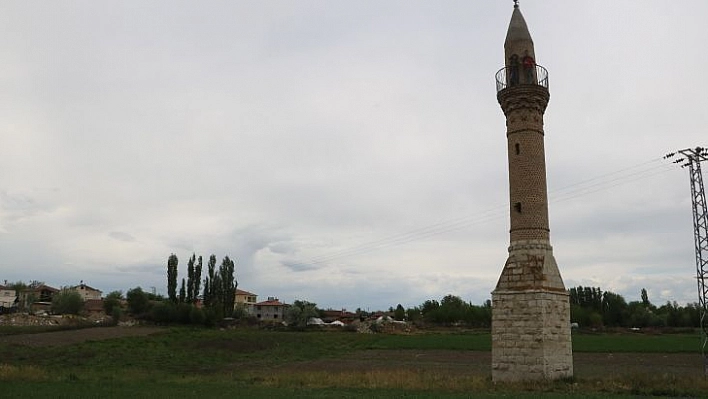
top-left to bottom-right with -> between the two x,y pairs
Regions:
665,147 -> 708,375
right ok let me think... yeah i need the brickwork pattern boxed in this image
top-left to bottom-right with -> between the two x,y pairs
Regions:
498,85 -> 550,242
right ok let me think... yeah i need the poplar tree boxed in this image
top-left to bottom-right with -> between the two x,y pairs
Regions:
193,255 -> 202,303
203,255 -> 217,307
167,254 -> 179,303
186,254 -> 195,303
179,278 -> 186,303
219,256 -> 237,317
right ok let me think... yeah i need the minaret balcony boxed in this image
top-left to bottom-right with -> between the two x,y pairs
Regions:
495,64 -> 548,92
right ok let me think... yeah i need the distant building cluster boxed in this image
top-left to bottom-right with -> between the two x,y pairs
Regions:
0,280 -> 105,316
0,280 -> 295,322
234,289 -> 289,321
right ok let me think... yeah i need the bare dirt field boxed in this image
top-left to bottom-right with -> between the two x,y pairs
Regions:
0,326 -> 164,347
276,350 -> 704,379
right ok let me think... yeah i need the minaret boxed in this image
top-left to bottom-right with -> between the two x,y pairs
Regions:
491,3 -> 573,382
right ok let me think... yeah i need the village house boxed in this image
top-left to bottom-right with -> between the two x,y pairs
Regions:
320,309 -> 358,324
0,284 -> 17,310
71,282 -> 102,301
234,289 -> 258,315
254,297 -> 289,321
18,284 -> 59,312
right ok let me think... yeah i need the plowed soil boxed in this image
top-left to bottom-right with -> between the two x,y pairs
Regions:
275,350 -> 703,378
0,326 -> 163,347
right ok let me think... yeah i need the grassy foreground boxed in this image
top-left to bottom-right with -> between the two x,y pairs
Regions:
1,327 -> 707,398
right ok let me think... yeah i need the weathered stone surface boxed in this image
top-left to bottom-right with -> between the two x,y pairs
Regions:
491,288 -> 573,381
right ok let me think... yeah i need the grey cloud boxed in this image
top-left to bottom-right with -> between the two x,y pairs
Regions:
280,260 -> 322,273
109,231 -> 136,242
114,264 -> 164,275
268,241 -> 296,255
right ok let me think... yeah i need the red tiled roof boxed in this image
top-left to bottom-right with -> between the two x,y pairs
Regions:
235,289 -> 256,296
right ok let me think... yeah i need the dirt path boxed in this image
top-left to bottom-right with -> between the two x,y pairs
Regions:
0,326 -> 164,347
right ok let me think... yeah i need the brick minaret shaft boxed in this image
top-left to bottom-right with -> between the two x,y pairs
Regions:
491,4 -> 573,382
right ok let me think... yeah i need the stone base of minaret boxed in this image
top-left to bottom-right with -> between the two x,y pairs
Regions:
491,240 -> 573,382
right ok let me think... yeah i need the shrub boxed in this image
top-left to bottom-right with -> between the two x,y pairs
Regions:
203,308 -> 218,327
51,289 -> 83,315
189,307 -> 206,325
151,302 -> 177,324
126,287 -> 150,315
103,291 -> 123,314
176,303 -> 192,324
111,307 -> 122,325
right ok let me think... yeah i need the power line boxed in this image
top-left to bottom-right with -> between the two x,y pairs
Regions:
289,157 -> 682,269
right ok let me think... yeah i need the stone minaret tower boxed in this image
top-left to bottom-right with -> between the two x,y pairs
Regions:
491,3 -> 573,382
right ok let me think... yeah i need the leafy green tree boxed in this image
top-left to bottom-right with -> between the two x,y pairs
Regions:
203,255 -> 217,307
641,288 -> 650,307
51,289 -> 83,315
146,291 -> 165,301
219,256 -> 236,317
233,303 -> 250,319
393,304 -> 405,321
126,287 -> 150,315
179,278 -> 186,304
286,300 -> 320,328
405,306 -> 422,322
167,254 -> 179,303
111,306 -> 122,325
186,254 -> 195,303
103,290 -> 123,314
601,291 -> 627,327
464,300 -> 492,327
421,299 -> 440,315
439,295 -> 466,324
193,255 -> 202,304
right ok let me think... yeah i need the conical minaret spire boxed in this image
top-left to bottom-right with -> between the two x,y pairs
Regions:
490,3 -> 573,382
505,3 -> 534,57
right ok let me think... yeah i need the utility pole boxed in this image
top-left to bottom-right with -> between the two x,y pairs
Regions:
665,147 -> 708,375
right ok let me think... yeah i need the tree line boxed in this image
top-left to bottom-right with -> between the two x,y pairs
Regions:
112,253 -> 238,326
568,286 -> 700,328
390,286 -> 701,329
392,295 -> 493,327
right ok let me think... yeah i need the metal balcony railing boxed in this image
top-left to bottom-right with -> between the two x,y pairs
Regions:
495,64 -> 549,92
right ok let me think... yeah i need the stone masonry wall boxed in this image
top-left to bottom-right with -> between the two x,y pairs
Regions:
491,289 -> 573,381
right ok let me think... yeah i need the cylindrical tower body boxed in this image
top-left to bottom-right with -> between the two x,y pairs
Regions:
498,85 -> 550,242
490,5 -> 573,382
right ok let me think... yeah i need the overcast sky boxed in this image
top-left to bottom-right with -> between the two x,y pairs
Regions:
1,1 -> 706,311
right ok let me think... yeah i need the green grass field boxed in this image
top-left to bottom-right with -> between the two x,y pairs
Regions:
1,327 -> 707,398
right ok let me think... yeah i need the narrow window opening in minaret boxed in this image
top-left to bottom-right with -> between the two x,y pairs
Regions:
514,202 -> 522,213
515,143 -> 520,155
